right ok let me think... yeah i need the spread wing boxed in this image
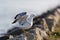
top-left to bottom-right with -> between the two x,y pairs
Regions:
15,12 -> 27,19
12,12 -> 27,24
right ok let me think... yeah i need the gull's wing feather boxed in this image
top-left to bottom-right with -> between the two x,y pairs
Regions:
14,12 -> 27,19
12,12 -> 27,24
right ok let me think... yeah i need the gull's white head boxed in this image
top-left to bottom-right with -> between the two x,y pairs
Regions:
30,14 -> 35,18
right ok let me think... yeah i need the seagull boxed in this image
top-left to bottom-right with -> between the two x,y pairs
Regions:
8,13 -> 35,37
12,14 -> 35,29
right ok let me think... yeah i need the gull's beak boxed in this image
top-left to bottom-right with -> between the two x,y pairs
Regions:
12,19 -> 18,24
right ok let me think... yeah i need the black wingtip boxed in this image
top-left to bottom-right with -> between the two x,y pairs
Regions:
12,19 -> 17,24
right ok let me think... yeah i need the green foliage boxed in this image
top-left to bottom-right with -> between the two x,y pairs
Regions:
48,23 -> 60,40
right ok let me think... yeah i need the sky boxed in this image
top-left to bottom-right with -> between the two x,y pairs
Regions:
0,0 -> 60,35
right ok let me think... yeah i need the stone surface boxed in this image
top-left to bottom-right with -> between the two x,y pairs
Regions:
8,28 -> 45,40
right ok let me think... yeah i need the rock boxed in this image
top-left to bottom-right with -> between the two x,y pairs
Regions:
8,27 -> 47,40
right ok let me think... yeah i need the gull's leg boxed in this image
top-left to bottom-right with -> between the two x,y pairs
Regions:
9,35 -> 14,39
23,29 -> 26,37
22,29 -> 27,40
